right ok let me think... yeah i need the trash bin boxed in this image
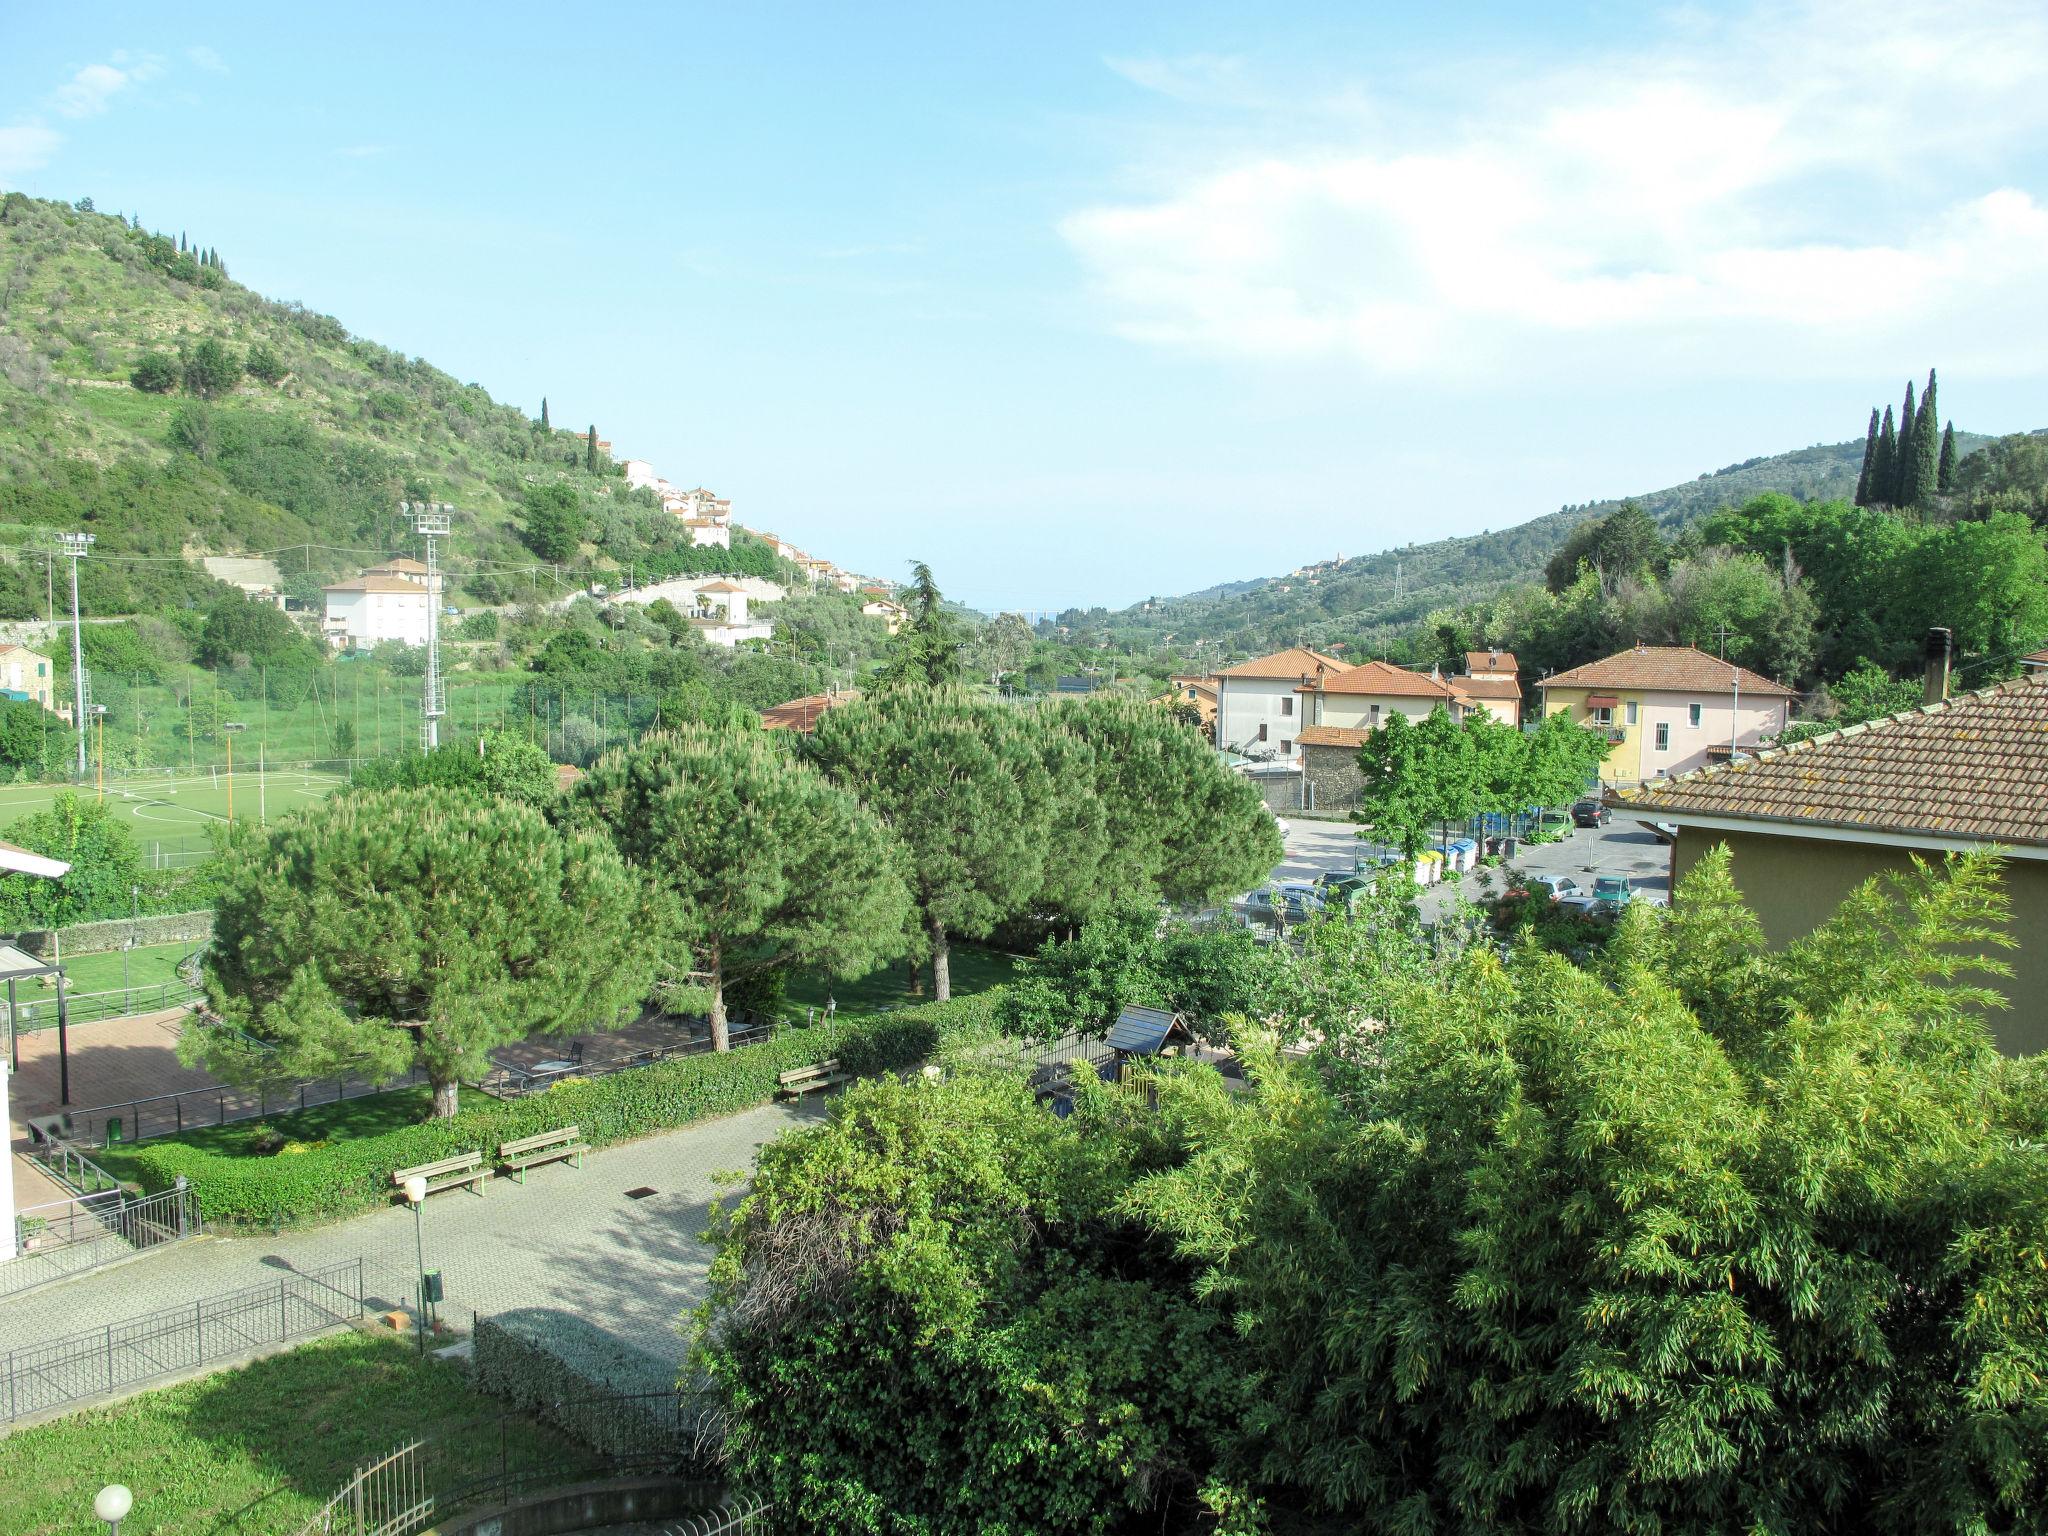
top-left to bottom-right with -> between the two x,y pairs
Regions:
105,1117 -> 122,1147
1502,837 -> 1518,858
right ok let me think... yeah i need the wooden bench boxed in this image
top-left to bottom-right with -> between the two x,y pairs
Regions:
776,1059 -> 846,1098
497,1125 -> 589,1183
392,1151 -> 486,1200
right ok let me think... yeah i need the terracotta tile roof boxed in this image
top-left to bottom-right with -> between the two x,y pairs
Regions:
554,763 -> 584,793
1297,725 -> 1370,748
326,576 -> 430,595
369,558 -> 429,574
1617,672 -> 2048,848
696,581 -> 746,593
2023,648 -> 2048,669
1454,675 -> 1524,700
1215,646 -> 1347,680
760,691 -> 859,732
1543,645 -> 1795,698
1301,660 -> 1458,699
1465,649 -> 1519,674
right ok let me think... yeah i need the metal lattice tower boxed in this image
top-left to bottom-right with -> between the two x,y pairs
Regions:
403,503 -> 452,751
59,532 -> 94,781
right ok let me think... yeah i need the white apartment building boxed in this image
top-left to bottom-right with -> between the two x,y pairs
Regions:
323,575 -> 433,649
1212,646 -> 1345,763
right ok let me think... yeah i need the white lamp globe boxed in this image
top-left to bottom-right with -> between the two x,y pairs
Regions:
403,1175 -> 428,1204
94,1484 -> 134,1523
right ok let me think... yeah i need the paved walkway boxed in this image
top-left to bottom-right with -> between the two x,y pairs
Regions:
0,1100 -> 827,1379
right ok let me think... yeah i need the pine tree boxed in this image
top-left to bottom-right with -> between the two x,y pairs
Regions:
1895,380 -> 1918,505
540,396 -> 550,432
1855,407 -> 1879,506
585,424 -> 599,473
1939,421 -> 1958,492
1872,405 -> 1897,505
1912,369 -> 1940,507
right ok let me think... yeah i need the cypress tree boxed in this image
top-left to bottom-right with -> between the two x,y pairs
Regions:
1855,407 -> 1879,506
540,397 -> 550,432
585,425 -> 599,473
1895,381 -> 1918,505
1939,422 -> 1957,492
1912,369 -> 1940,507
1872,406 -> 1897,506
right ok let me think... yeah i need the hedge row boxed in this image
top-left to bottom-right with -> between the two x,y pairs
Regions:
475,1309 -> 688,1457
14,908 -> 214,958
126,990 -> 1005,1229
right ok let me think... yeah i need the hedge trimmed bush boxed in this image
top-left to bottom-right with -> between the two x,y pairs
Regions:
475,1309 -> 684,1456
126,991 -> 1005,1229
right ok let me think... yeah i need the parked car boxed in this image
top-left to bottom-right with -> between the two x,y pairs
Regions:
1238,882 -> 1323,924
1570,797 -> 1611,828
1591,875 -> 1633,908
1527,874 -> 1581,902
1535,809 -> 1574,837
1556,894 -> 1602,917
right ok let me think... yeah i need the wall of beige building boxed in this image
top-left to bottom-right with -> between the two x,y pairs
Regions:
1673,829 -> 2048,1056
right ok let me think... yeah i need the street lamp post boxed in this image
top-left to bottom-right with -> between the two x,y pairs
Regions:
404,1174 -> 429,1355
93,1484 -> 133,1535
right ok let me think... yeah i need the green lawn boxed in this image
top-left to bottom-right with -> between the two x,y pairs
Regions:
0,1332 -> 569,1536
95,1086 -> 437,1186
783,943 -> 1017,1017
48,941 -> 200,997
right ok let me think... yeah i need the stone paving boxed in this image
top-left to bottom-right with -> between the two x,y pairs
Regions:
0,1099 -> 828,1377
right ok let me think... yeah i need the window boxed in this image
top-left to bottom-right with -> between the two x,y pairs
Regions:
1369,704 -> 1380,724
1281,696 -> 1294,717
1591,706 -> 1613,728
35,663 -> 45,677
1258,723 -> 1268,742
1688,702 -> 1702,728
1625,701 -> 1639,726
1279,738 -> 1291,755
1655,722 -> 1670,751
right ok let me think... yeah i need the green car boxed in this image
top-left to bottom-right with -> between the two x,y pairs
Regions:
1591,875 -> 1633,908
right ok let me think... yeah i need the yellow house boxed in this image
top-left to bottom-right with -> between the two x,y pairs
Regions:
1618,671 -> 2048,1056
1539,645 -> 1794,785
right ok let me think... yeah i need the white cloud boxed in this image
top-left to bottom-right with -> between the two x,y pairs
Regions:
186,46 -> 228,75
1064,2 -> 2048,379
51,56 -> 161,119
0,123 -> 62,182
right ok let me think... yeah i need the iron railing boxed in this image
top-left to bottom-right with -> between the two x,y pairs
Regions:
293,1391 -> 759,1536
27,1135 -> 123,1197
0,1258 -> 364,1421
63,1067 -> 434,1147
8,977 -> 202,1032
5,1183 -> 202,1298
475,1019 -> 775,1099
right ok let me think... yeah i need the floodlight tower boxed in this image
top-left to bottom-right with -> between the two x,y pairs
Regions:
59,533 -> 94,782
404,502 -> 452,751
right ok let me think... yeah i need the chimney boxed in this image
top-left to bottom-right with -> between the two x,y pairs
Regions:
1922,627 -> 1952,705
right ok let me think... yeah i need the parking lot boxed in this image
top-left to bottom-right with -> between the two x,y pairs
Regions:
1271,811 -> 1676,922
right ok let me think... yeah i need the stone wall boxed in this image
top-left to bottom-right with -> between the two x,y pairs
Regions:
1301,743 -> 1364,815
11,909 -> 213,960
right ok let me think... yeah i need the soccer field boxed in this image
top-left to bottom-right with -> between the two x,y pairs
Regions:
0,769 -> 346,861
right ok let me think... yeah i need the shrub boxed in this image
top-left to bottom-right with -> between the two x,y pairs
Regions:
475,1310 -> 686,1455
130,351 -> 178,393
126,991 -> 1005,1228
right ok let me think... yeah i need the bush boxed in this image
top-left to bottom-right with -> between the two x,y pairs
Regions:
475,1310 -> 685,1454
126,991 -> 1004,1228
130,351 -> 178,393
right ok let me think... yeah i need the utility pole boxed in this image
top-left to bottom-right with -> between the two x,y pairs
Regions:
60,533 -> 93,783
1712,622 -> 1734,660
404,502 -> 452,752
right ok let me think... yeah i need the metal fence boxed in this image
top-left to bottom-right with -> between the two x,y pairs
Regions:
293,1391 -> 760,1536
0,1258 -> 364,1422
5,1182 -> 202,1299
25,1134 -> 124,1197
9,978 -> 202,1033
64,1067 -> 433,1148
475,1019 -> 774,1099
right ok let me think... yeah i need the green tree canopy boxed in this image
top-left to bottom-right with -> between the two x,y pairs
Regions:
129,351 -> 179,394
572,724 -> 913,1048
193,787 -> 648,1117
520,482 -> 586,563
805,688 -> 1053,998
182,338 -> 243,399
874,561 -> 962,690
0,793 -> 145,929
196,591 -> 318,670
348,727 -> 559,807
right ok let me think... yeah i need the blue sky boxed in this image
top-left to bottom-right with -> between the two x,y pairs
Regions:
4,2 -> 2046,611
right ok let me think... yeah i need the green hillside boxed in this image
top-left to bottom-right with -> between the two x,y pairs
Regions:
1081,434 -> 1997,660
0,192 -> 761,616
